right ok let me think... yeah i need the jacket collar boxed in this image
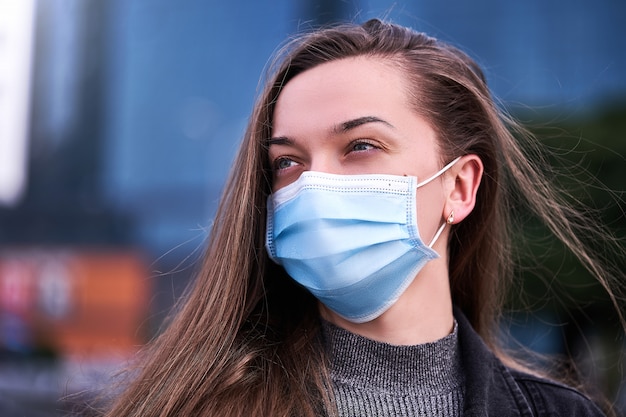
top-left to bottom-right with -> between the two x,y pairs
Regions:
454,307 -> 535,416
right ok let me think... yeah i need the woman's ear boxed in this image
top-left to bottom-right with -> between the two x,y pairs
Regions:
443,155 -> 483,224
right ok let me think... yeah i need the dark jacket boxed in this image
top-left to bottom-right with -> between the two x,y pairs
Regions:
455,308 -> 606,416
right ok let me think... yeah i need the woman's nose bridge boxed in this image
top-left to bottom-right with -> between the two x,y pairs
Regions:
309,155 -> 340,174
307,146 -> 343,174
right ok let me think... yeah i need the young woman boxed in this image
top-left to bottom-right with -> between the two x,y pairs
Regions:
102,19 -> 622,416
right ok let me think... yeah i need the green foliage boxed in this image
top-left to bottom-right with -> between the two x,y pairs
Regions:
508,103 -> 626,316
504,104 -> 626,410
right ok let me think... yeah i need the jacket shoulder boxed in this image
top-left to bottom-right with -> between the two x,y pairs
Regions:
509,369 -> 607,416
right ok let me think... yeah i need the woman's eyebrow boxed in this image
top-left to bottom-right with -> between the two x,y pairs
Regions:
335,116 -> 395,133
267,136 -> 293,146
267,116 -> 394,145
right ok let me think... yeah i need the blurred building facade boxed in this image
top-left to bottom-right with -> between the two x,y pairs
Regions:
2,0 -> 625,263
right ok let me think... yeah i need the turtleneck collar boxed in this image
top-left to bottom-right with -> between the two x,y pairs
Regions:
321,320 -> 464,397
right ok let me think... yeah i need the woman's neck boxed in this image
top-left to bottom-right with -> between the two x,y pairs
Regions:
319,256 -> 454,345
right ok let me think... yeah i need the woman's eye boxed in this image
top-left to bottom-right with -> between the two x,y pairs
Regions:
274,157 -> 298,171
351,141 -> 377,152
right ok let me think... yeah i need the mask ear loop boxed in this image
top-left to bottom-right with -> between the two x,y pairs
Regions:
417,156 -> 462,248
427,221 -> 447,248
415,156 -> 462,188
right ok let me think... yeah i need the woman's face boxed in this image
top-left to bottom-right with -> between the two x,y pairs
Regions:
269,56 -> 448,243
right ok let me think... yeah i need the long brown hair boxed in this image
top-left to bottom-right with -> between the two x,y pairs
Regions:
103,19 -> 623,416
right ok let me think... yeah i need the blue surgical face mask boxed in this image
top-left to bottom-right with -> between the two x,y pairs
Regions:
265,157 -> 461,323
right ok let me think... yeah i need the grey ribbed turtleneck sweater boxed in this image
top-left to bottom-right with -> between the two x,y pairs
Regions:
322,320 -> 465,416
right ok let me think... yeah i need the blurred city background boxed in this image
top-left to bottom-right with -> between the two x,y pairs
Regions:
0,0 -> 624,415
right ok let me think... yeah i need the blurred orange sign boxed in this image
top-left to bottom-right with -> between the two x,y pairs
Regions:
0,248 -> 151,358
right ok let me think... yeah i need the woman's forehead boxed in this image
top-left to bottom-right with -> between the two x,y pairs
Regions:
272,57 -> 411,134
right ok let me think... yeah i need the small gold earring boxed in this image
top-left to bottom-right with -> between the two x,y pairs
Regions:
446,211 -> 455,225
